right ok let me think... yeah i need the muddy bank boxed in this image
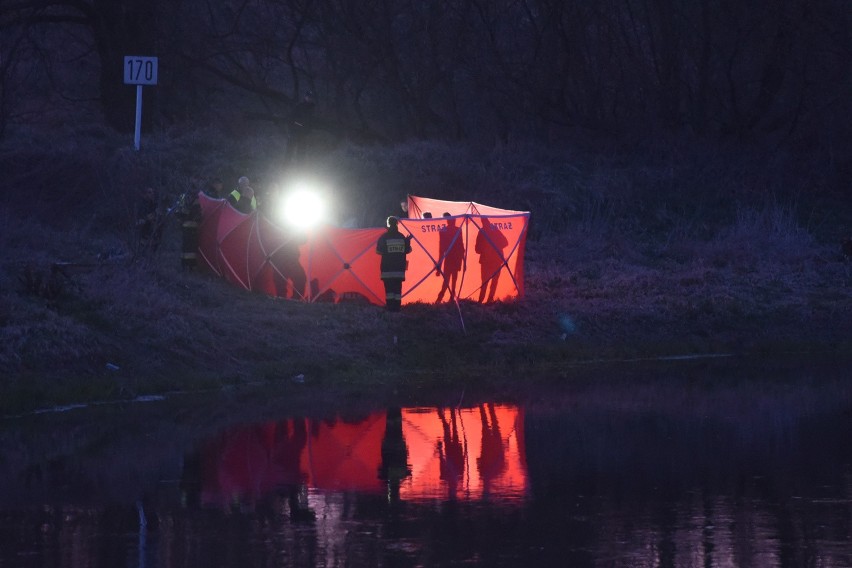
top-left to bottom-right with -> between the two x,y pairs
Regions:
2,233 -> 850,417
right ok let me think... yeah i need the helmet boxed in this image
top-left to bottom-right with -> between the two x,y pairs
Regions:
386,216 -> 399,228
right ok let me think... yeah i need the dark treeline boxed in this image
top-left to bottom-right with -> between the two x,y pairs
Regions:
2,0 -> 850,147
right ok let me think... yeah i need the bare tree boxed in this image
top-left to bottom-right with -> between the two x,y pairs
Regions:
1,0 -> 849,145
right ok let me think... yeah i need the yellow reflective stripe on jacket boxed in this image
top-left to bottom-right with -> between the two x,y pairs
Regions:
229,190 -> 257,210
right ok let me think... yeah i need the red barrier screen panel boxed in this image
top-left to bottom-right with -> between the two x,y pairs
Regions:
198,193 -> 529,306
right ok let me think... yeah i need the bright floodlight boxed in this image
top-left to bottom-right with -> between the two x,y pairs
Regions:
280,189 -> 326,230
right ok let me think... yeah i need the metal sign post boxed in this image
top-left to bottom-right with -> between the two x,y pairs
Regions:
123,56 -> 158,151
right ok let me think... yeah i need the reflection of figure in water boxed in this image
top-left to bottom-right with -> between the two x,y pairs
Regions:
270,419 -> 308,484
437,407 -> 466,498
270,419 -> 315,523
180,451 -> 203,508
378,407 -> 412,503
477,403 -> 507,493
198,423 -> 278,507
190,418 -> 316,516
474,217 -> 509,304
436,212 -> 466,303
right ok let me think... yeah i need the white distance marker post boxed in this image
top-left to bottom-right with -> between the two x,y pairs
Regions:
123,56 -> 158,151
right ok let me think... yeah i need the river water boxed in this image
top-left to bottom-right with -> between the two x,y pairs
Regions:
1,358 -> 850,567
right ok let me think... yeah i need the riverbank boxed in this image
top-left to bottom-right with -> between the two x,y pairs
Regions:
2,221 -> 850,417
1,135 -> 850,415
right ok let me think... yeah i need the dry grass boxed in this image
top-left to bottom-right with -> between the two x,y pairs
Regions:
0,129 -> 850,414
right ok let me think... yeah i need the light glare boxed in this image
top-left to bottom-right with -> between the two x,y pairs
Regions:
280,190 -> 325,230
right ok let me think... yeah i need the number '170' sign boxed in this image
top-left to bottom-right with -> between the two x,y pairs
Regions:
124,56 -> 158,85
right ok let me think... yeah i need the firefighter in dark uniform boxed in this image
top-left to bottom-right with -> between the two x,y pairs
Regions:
175,190 -> 202,270
375,216 -> 412,312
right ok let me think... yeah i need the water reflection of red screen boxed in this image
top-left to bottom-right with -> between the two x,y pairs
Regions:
199,404 -> 526,506
400,405 -> 527,501
301,413 -> 387,493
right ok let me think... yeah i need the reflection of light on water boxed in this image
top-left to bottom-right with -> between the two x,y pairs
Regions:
597,497 -> 786,567
4,371 -> 852,568
309,493 -> 347,567
304,490 -> 428,566
33,404 -> 89,414
183,384 -> 852,565
21,395 -> 167,418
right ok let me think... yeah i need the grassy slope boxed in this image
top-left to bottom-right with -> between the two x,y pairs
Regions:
1,131 -> 850,415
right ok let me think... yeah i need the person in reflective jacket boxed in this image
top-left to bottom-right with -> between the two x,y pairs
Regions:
227,176 -> 257,214
375,216 -> 412,312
